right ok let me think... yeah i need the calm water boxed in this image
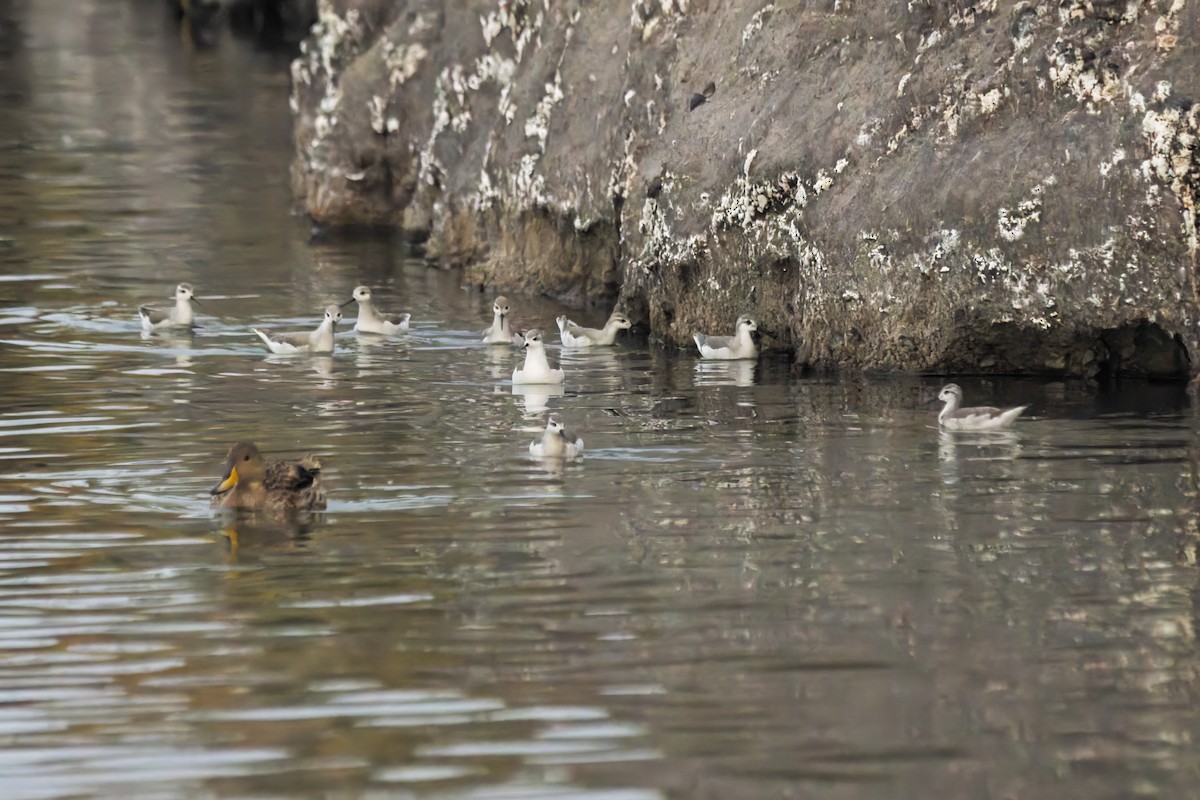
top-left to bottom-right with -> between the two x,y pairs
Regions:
2,3 -> 1200,799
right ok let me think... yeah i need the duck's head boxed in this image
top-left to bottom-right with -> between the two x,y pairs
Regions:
938,383 -> 963,404
545,415 -> 564,435
735,315 -> 758,333
343,285 -> 371,307
210,441 -> 265,495
323,305 -> 343,325
521,328 -> 544,349
608,312 -> 632,330
176,283 -> 201,307
493,296 -> 511,320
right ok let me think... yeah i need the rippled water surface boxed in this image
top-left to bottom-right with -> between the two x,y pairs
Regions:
3,3 -> 1200,799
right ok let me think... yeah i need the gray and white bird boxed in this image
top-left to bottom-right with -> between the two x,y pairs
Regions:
693,315 -> 759,360
529,415 -> 584,459
139,282 -> 200,332
482,296 -> 522,345
512,329 -> 564,384
253,305 -> 342,355
556,311 -> 632,347
343,285 -> 410,335
935,383 -> 1029,431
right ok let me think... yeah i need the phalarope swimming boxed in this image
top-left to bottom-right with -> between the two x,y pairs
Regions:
529,415 -> 584,459
556,311 -> 632,347
693,315 -> 759,360
139,283 -> 201,332
512,329 -> 564,384
935,383 -> 1029,431
209,442 -> 326,512
253,305 -> 341,354
342,285 -> 410,335
482,296 -> 522,345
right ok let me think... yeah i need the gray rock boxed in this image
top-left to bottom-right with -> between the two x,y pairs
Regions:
290,0 -> 1200,378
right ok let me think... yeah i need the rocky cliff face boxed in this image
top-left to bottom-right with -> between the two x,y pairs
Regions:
290,0 -> 1200,379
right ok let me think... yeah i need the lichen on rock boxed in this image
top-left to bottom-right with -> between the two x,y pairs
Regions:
291,0 -> 1200,379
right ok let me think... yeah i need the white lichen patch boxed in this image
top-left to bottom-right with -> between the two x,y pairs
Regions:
856,117 -> 883,148
383,41 -> 428,88
946,0 -> 998,28
919,228 -> 961,274
1011,5 -> 1047,56
1098,147 -> 1126,178
524,68 -> 565,152
1057,1 -> 1139,25
293,0 -> 366,159
481,0 -> 543,62
631,0 -> 688,42
1047,39 -> 1123,112
998,199 -> 1042,241
630,181 -> 707,281
916,29 -> 942,54
741,5 -> 774,47
1154,0 -> 1185,51
368,95 -> 387,135
1139,104 -> 1200,256
977,87 -> 1004,115
710,170 -> 806,231
997,176 -> 1056,242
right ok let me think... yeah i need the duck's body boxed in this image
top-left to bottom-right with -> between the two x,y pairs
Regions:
345,286 -> 410,335
529,416 -> 584,459
512,329 -> 564,385
482,296 -> 522,345
253,305 -> 341,354
693,315 -> 759,360
556,312 -> 632,347
936,383 -> 1029,431
139,283 -> 200,332
209,442 -> 326,513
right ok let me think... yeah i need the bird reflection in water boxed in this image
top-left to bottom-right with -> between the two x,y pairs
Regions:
937,428 -> 1022,485
694,359 -> 756,388
216,517 -> 318,560
511,384 -> 564,416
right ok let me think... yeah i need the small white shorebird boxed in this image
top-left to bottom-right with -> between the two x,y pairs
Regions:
693,315 -> 760,360
512,329 -> 564,384
253,305 -> 342,355
342,285 -> 410,335
935,383 -> 1029,431
529,415 -> 584,459
556,311 -> 632,347
139,283 -> 201,332
482,295 -> 523,345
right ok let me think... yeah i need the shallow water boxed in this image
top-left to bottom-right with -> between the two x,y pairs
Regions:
3,3 -> 1200,799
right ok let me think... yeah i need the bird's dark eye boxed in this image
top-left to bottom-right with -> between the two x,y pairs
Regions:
243,454 -> 250,461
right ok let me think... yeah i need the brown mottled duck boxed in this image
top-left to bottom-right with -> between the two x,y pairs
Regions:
209,442 -> 326,513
